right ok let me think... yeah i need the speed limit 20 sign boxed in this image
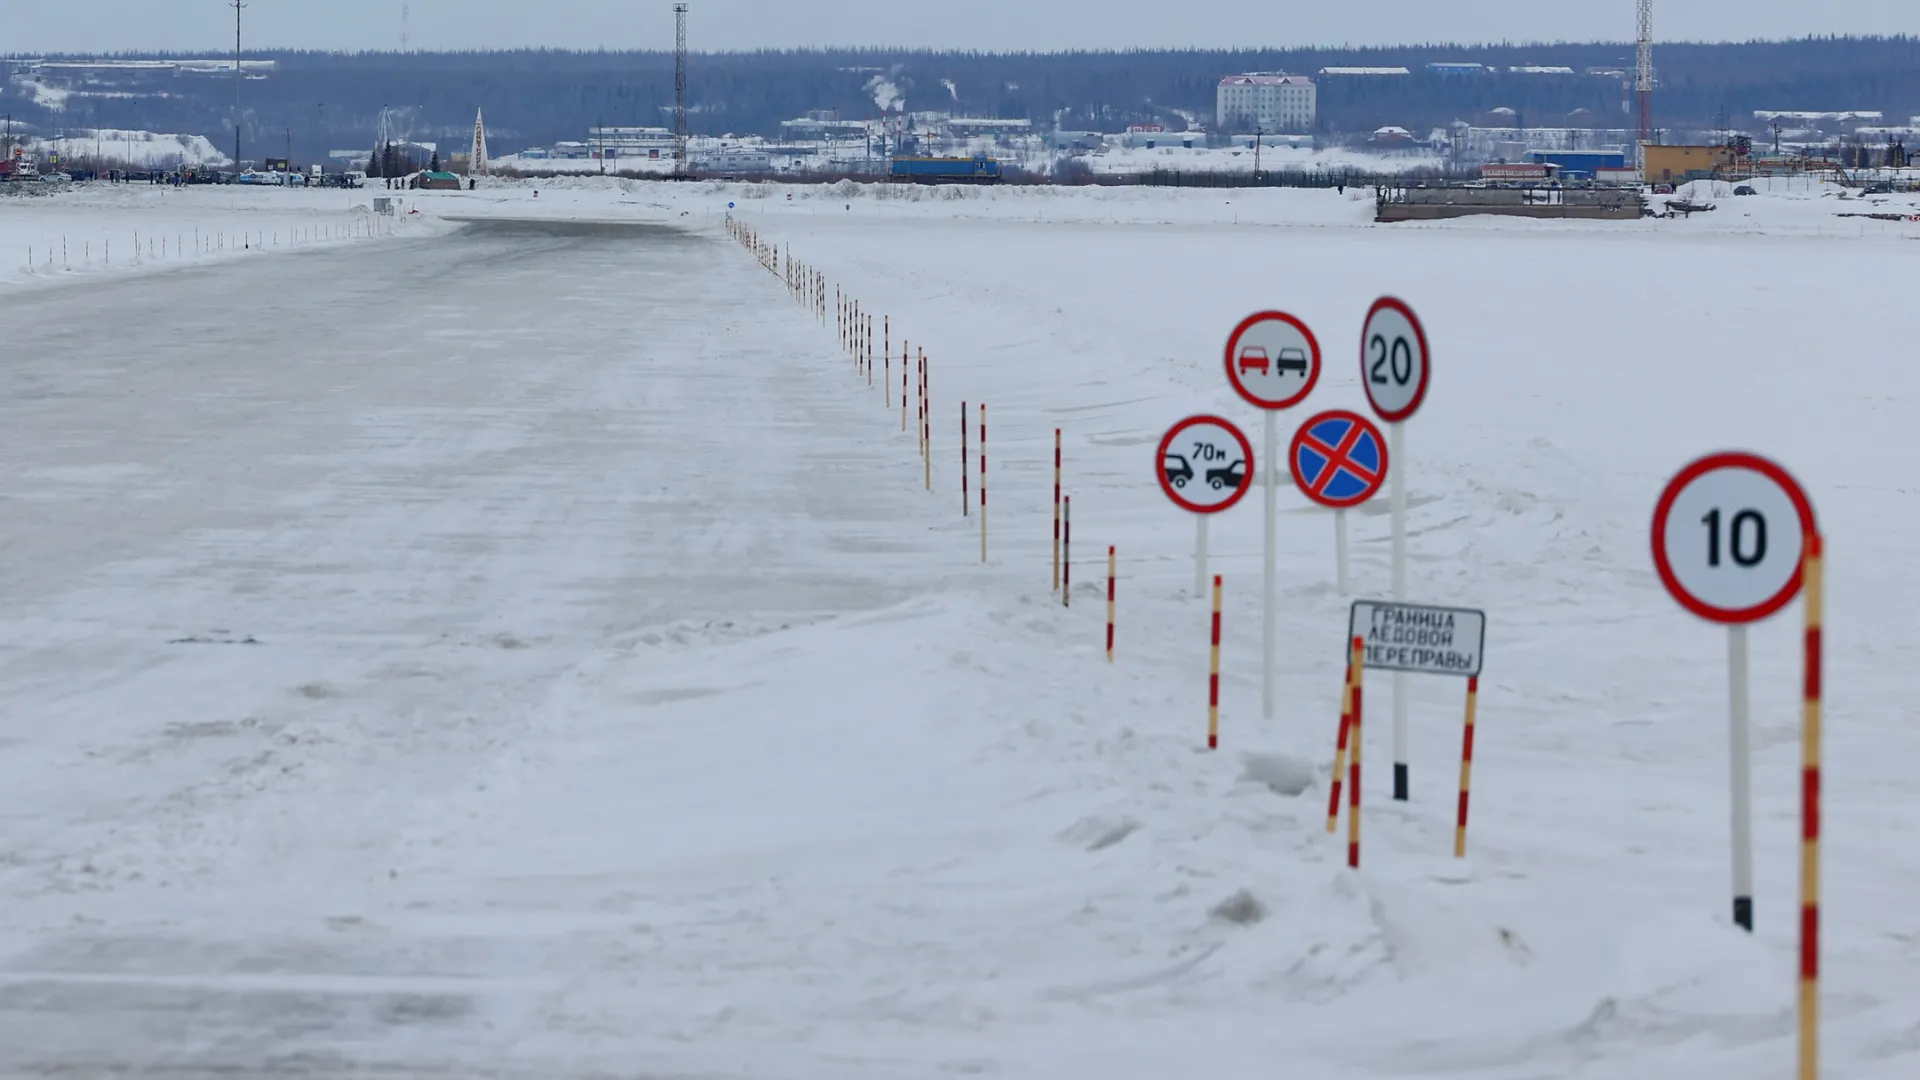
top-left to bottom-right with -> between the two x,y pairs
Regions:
1360,297 -> 1430,422
1652,451 -> 1817,623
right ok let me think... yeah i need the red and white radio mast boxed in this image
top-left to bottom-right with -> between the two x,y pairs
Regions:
1636,0 -> 1654,166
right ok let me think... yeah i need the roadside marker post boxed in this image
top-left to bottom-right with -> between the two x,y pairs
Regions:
1799,533 -> 1824,1080
1327,642 -> 1359,833
1225,310 -> 1323,721
1290,409 -> 1390,595
1053,429 -> 1063,592
979,405 -> 988,562
1651,451 -> 1817,933
1361,296 -> 1432,802
1208,575 -> 1223,750
1156,415 -> 1255,599
1344,600 -> 1487,858
923,355 -> 931,492
1456,676 -> 1480,856
1346,635 -> 1364,867
1063,496 -> 1072,607
901,344 -> 908,432
1106,546 -> 1117,662
961,402 -> 970,517
885,321 -> 891,406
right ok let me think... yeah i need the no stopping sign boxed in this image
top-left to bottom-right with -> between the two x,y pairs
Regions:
1652,451 -> 1817,624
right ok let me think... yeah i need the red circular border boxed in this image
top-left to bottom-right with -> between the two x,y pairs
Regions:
1224,310 -> 1322,411
1156,414 -> 1257,515
1650,451 -> 1817,624
1288,409 -> 1390,509
1359,296 -> 1431,423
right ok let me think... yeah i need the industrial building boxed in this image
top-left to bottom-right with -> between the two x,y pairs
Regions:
1215,74 -> 1316,133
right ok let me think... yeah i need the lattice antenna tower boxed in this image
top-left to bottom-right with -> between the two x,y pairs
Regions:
402,4 -> 411,52
470,108 -> 489,177
232,0 -> 246,170
673,3 -> 690,178
1636,0 -> 1654,163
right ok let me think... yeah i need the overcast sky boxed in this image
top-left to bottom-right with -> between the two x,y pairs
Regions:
9,1 -> 1918,54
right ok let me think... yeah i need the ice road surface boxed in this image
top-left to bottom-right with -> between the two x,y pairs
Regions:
0,180 -> 1916,1079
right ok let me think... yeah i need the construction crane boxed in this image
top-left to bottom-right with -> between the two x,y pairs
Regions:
673,3 -> 690,179
1636,0 -> 1653,166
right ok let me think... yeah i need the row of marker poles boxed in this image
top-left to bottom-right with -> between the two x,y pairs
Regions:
732,228 -> 1026,621
25,219 -> 380,272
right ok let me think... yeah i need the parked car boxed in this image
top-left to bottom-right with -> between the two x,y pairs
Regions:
1733,185 -> 1757,196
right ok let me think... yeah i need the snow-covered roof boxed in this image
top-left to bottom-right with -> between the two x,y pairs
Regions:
1318,67 -> 1410,76
1218,74 -> 1314,88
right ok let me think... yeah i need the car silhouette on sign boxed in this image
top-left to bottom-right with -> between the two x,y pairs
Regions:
1206,459 -> 1246,491
1275,347 -> 1309,375
1163,453 -> 1194,488
1237,346 -> 1269,375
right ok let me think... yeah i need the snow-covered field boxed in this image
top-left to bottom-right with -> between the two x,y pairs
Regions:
0,177 -> 1916,1079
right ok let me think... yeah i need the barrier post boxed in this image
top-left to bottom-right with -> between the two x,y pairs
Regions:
980,405 -> 988,563
1348,635 -> 1365,869
1327,646 -> 1358,834
1106,546 -> 1116,662
901,344 -> 908,432
1053,430 -> 1063,592
1799,533 -> 1824,1080
961,402 -> 970,516
923,356 -> 932,492
1207,575 -> 1223,750
1062,496 -> 1071,607
1455,675 -> 1480,857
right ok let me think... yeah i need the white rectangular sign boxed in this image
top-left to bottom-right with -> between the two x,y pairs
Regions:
1348,600 -> 1486,678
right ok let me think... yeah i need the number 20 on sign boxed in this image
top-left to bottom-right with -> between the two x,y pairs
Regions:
1651,451 -> 1825,1080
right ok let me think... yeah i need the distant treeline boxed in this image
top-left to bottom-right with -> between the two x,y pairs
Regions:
4,37 -> 1919,163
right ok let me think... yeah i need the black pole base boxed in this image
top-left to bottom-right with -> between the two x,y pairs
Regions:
1733,896 -> 1753,932
1393,763 -> 1409,802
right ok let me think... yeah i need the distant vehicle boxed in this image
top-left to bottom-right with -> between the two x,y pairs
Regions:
1237,346 -> 1269,375
1733,185 -> 1757,196
1163,453 -> 1194,489
1652,183 -> 1674,194
1275,347 -> 1309,375
1206,459 -> 1245,491
890,155 -> 1001,185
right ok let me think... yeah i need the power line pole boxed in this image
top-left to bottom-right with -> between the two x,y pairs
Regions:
232,0 -> 247,173
673,3 -> 689,179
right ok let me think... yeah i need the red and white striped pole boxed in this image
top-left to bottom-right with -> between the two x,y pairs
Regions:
1347,635 -> 1364,869
1799,533 -> 1824,1080
961,402 -> 970,517
1062,496 -> 1071,607
922,355 -> 931,492
979,404 -> 988,563
1207,575 -> 1222,750
1327,646 -> 1358,834
1105,546 -> 1116,662
1052,429 -> 1063,592
1455,676 -> 1480,858
884,324 -> 892,407
901,343 -> 909,432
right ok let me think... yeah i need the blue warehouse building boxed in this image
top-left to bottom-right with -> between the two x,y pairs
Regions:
1526,150 -> 1628,179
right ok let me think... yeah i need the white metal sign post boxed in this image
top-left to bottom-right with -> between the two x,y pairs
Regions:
1652,451 -> 1816,933
1225,311 -> 1322,721
1360,297 -> 1431,802
1157,415 -> 1256,599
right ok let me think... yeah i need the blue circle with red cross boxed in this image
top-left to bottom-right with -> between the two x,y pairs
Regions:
1289,409 -> 1390,509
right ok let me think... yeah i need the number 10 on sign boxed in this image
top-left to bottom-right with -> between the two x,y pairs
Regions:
1652,451 -> 1817,936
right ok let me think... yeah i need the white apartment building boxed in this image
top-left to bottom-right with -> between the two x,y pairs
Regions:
1216,74 -> 1317,133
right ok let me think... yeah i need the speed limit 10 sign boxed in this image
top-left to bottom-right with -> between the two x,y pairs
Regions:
1651,451 -> 1817,624
1360,297 -> 1430,422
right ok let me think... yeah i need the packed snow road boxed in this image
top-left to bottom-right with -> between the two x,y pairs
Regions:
0,218 -> 1013,1077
